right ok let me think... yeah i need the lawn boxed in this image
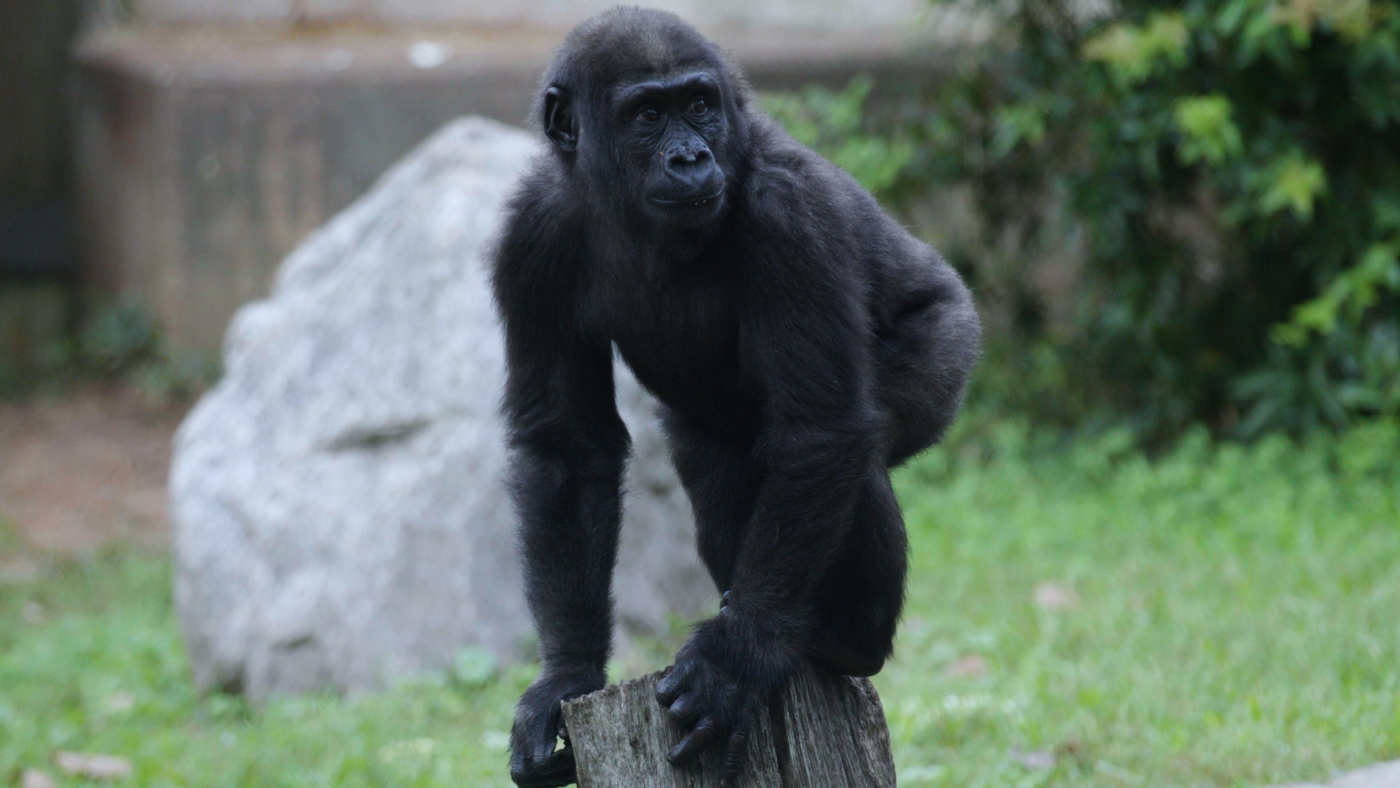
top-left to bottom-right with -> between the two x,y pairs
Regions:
2,423 -> 1398,787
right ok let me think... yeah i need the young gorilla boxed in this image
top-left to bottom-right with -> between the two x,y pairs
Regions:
494,8 -> 980,787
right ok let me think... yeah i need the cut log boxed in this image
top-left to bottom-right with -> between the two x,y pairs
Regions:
561,662 -> 897,788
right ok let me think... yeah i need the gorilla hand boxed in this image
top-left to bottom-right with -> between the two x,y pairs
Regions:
510,666 -> 605,788
655,608 -> 799,785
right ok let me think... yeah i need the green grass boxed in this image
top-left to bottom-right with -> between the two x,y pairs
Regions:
2,423 -> 1398,787
885,423 -> 1400,787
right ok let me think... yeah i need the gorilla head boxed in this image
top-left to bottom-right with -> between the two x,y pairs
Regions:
535,9 -> 753,229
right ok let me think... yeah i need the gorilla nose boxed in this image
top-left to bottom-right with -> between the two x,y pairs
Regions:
664,148 -> 717,188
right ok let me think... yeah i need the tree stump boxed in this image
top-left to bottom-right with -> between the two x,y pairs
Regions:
561,662 -> 897,788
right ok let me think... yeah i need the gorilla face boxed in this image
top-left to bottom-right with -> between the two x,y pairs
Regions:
618,72 -> 729,225
544,71 -> 732,230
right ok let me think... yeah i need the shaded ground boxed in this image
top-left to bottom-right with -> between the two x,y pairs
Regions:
0,386 -> 184,552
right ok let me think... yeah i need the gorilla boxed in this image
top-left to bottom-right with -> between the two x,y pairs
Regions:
492,8 -> 980,786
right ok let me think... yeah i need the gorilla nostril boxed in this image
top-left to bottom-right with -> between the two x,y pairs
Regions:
667,148 -> 712,173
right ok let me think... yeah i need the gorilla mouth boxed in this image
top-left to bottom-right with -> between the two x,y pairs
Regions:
650,190 -> 725,209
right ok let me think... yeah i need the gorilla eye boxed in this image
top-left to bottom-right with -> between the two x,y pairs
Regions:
689,97 -> 709,115
637,106 -> 661,123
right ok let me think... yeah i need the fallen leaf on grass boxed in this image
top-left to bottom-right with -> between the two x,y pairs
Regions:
22,770 -> 57,788
946,654 -> 987,679
377,738 -> 435,764
1034,582 -> 1080,610
22,601 -> 46,625
105,691 -> 136,714
1056,738 -> 1089,767
0,556 -> 43,585
902,764 -> 946,783
55,751 -> 132,780
1011,747 -> 1057,770
1095,759 -> 1144,784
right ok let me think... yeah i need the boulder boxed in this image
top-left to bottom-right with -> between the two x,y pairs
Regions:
170,117 -> 716,702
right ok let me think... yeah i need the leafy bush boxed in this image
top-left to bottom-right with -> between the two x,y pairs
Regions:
897,0 -> 1400,440
78,299 -> 163,374
80,300 -> 221,403
763,77 -> 916,194
2,298 -> 220,404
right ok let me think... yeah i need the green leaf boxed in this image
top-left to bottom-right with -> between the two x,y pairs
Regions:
1256,154 -> 1328,220
1083,13 -> 1190,85
1274,242 -> 1400,345
1174,95 -> 1244,166
762,76 -> 911,192
991,103 -> 1048,158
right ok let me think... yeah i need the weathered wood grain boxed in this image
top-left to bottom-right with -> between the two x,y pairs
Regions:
561,662 -> 897,788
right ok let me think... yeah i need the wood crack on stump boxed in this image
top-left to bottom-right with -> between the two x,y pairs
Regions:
561,662 -> 897,788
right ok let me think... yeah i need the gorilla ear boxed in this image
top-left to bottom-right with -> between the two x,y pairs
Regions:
544,87 -> 579,153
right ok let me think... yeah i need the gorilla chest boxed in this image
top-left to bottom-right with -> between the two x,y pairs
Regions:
600,277 -> 753,416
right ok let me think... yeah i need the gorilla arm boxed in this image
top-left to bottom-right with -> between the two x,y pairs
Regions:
655,221 -> 883,782
494,188 -> 630,788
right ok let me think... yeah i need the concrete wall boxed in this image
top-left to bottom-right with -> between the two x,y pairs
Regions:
75,26 -> 939,352
0,0 -> 83,371
130,0 -> 925,31
0,0 -> 81,206
76,34 -> 544,351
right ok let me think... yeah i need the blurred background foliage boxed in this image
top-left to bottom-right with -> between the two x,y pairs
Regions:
0,299 -> 220,406
763,76 -> 916,194
772,0 -> 1400,445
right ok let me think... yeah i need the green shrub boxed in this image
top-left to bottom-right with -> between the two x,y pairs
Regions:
78,299 -> 162,374
896,0 -> 1400,440
763,77 -> 916,195
3,298 -> 221,404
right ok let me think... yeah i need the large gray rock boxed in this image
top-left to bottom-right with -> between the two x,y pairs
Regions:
170,116 -> 716,702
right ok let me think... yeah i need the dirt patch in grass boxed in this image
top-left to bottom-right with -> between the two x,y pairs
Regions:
0,386 -> 186,552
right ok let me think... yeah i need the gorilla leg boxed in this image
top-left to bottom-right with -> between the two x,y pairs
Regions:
807,465 -> 907,677
663,412 -> 760,594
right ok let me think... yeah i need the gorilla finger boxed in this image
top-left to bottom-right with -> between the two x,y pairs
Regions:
511,726 -> 560,766
656,663 -> 694,705
666,692 -> 705,728
666,718 -> 719,765
535,747 -> 576,777
717,729 -> 749,786
510,746 -> 575,788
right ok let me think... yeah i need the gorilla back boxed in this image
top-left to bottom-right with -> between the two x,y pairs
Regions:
492,8 -> 980,787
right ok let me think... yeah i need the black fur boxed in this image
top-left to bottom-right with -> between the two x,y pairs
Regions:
493,9 -> 980,786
